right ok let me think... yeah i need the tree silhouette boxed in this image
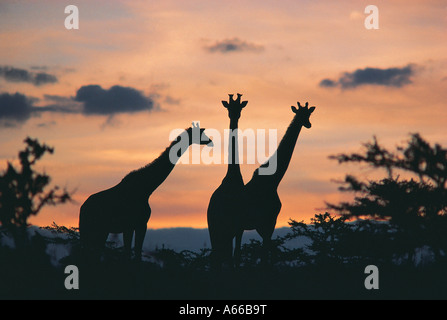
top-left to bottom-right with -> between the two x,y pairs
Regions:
0,137 -> 71,245
327,133 -> 447,263
0,138 -> 72,299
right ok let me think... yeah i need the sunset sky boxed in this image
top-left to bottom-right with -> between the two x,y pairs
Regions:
0,0 -> 446,229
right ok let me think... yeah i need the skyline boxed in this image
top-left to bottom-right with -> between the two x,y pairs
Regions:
1,0 -> 446,229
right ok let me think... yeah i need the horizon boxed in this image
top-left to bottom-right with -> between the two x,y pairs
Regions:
1,0 -> 446,230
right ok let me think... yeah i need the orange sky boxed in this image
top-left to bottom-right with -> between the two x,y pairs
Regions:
0,0 -> 446,229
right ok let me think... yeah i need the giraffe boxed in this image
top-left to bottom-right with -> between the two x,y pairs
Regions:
207,93 -> 247,268
79,123 -> 213,261
234,101 -> 315,265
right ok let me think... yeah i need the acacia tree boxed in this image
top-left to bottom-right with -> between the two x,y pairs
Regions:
327,133 -> 447,263
0,137 -> 71,243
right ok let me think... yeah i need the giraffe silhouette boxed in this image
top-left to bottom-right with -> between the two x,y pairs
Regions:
207,93 -> 247,268
79,123 -> 213,261
234,101 -> 315,265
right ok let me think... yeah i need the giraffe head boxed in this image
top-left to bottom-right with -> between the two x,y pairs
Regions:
185,122 -> 214,146
291,101 -> 316,129
221,93 -> 248,120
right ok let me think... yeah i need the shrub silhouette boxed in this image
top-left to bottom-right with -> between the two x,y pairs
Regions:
2,134 -> 447,299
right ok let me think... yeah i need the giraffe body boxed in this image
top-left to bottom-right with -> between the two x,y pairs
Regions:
234,102 -> 315,264
79,124 -> 212,261
207,94 -> 247,268
79,182 -> 151,260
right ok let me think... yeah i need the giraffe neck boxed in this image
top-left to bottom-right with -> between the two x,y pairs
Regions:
121,137 -> 190,197
224,117 -> 243,184
259,114 -> 303,187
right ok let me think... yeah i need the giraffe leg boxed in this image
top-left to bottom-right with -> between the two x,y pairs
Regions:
209,225 -> 224,270
222,236 -> 235,270
258,224 -> 275,266
262,237 -> 273,265
123,229 -> 134,260
210,235 -> 232,270
134,223 -> 147,261
83,230 -> 108,264
210,241 -> 227,271
234,229 -> 244,267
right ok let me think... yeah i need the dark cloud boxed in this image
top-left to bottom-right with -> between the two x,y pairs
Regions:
205,38 -> 264,54
0,92 -> 34,126
34,73 -> 58,86
36,94 -> 83,114
74,85 -> 154,115
0,84 -> 156,128
320,64 -> 415,89
319,79 -> 337,88
0,92 -> 72,127
0,66 -> 58,86
30,66 -> 49,71
36,120 -> 57,128
43,94 -> 73,103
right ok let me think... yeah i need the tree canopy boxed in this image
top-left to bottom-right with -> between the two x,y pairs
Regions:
0,137 -> 71,230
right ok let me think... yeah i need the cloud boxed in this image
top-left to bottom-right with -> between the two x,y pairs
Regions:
0,92 -> 34,126
204,38 -> 264,54
30,66 -> 49,71
36,120 -> 57,128
37,94 -> 83,114
0,84 -> 156,128
74,84 -> 154,115
0,66 -> 58,86
163,95 -> 181,105
0,92 -> 75,127
319,79 -> 337,88
320,64 -> 415,89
